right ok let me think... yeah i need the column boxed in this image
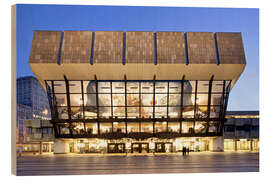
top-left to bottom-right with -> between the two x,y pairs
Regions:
211,136 -> 224,152
54,139 -> 69,154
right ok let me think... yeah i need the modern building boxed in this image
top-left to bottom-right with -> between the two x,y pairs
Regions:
16,76 -> 53,154
16,103 -> 32,144
17,76 -> 51,120
224,111 -> 259,151
29,31 -> 246,154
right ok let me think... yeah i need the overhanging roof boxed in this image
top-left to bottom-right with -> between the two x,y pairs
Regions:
29,31 -> 246,89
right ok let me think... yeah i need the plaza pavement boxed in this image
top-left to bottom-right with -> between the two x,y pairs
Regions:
17,152 -> 259,176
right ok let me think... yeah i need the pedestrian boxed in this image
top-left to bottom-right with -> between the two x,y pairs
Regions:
182,146 -> 185,156
187,147 -> 189,155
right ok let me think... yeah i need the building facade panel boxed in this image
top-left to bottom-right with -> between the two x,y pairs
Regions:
61,31 -> 92,63
93,31 -> 123,63
126,31 -> 155,63
156,32 -> 186,64
187,32 -> 216,64
216,32 -> 246,64
29,31 -> 62,63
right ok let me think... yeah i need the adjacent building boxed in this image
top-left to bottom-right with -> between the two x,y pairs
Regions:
29,30 -> 247,154
224,111 -> 259,151
16,76 -> 54,153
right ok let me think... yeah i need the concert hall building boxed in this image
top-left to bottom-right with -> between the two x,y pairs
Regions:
29,31 -> 246,154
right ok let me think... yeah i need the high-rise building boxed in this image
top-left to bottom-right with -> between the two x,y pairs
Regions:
29,30 -> 246,154
16,76 -> 53,154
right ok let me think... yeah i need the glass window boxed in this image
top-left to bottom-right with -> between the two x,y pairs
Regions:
127,123 -> 139,133
99,94 -> 111,106
55,94 -> 67,106
100,123 -> 112,134
209,121 -> 219,133
53,81 -> 66,93
58,123 -> 69,135
84,94 -> 96,106
71,107 -> 83,119
155,107 -> 167,118
183,81 -> 195,93
197,81 -> 209,93
168,107 -> 180,118
155,82 -> 168,93
194,122 -> 207,133
210,106 -> 221,118
83,81 -> 96,93
183,93 -> 193,106
127,82 -> 139,93
71,122 -> 84,135
113,107 -> 124,118
169,94 -> 180,106
169,82 -> 181,93
112,82 -> 125,93
155,94 -> 167,106
127,94 -> 139,106
155,121 -> 167,133
113,122 -> 125,133
141,107 -> 153,118
70,94 -> 83,106
69,81 -> 81,93
85,123 -> 98,134
196,94 -> 209,105
182,106 -> 194,118
141,82 -> 153,93
212,81 -> 224,93
182,121 -> 194,133
142,94 -> 153,106
100,107 -> 112,118
141,122 -> 153,133
168,122 -> 180,132
127,107 -> 139,118
195,106 -> 208,118
57,107 -> 69,119
98,82 -> 111,93
211,94 -> 223,105
112,94 -> 125,106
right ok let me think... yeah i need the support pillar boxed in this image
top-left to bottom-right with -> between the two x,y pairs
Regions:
54,139 -> 69,154
234,140 -> 238,152
39,141 -> 42,155
211,136 -> 224,152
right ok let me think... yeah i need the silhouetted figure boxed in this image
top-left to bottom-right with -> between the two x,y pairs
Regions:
187,147 -> 190,155
182,146 -> 186,156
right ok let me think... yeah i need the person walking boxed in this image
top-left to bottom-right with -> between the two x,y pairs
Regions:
187,147 -> 189,155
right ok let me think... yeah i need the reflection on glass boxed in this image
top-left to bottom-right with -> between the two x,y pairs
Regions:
113,122 -> 125,133
209,121 -> 219,133
168,122 -> 180,132
59,123 -> 69,135
71,107 -> 83,119
71,122 -> 84,135
112,82 -> 125,93
210,106 -> 221,118
53,81 -> 66,93
100,123 -> 112,134
141,107 -> 153,118
98,82 -> 110,93
127,123 -> 139,133
197,81 -> 209,93
57,107 -> 68,119
112,94 -> 125,106
69,81 -> 81,93
169,94 -> 180,106
169,82 -> 181,93
141,122 -> 153,133
194,122 -> 207,133
127,107 -> 139,118
155,122 -> 167,133
113,107 -> 124,117
127,82 -> 139,93
183,106 -> 194,118
155,82 -> 168,93
155,107 -> 167,118
85,123 -> 98,134
55,94 -> 67,106
195,106 -> 208,118
83,81 -> 96,93
127,94 -> 139,106
182,121 -> 194,133
70,94 -> 83,106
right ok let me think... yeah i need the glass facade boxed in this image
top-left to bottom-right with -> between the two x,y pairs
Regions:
45,80 -> 231,138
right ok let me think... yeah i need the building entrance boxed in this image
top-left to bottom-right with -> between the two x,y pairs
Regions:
131,143 -> 149,153
107,143 -> 125,153
155,142 -> 173,153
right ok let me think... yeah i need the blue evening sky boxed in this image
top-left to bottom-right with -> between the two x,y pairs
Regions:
16,4 -> 259,111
